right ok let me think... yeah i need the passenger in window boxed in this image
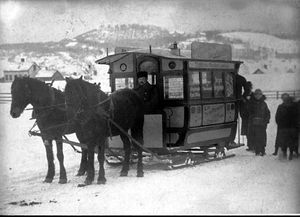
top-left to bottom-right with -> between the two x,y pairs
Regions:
247,89 -> 270,156
273,94 -> 298,160
134,71 -> 159,114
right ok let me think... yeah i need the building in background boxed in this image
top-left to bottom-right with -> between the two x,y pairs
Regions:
33,68 -> 64,82
2,58 -> 40,82
253,68 -> 265,74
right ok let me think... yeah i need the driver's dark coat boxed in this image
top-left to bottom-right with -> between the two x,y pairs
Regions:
134,82 -> 159,113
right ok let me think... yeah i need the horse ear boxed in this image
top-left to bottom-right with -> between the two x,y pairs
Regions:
79,75 -> 83,80
65,77 -> 70,82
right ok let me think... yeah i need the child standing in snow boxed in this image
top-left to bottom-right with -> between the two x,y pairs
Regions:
247,89 -> 270,156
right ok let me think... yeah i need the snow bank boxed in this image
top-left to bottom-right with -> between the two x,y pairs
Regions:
0,96 -> 299,214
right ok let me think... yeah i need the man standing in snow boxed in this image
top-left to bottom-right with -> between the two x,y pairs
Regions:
273,94 -> 298,159
240,81 -> 254,151
247,89 -> 270,156
297,99 -> 300,154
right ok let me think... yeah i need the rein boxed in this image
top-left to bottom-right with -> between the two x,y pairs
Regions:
25,103 -> 66,111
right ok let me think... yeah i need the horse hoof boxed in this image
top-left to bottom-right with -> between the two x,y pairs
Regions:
76,171 -> 86,176
137,172 -> 144,177
84,179 -> 93,185
97,179 -> 106,185
120,171 -> 128,177
43,178 -> 53,183
58,179 -> 67,184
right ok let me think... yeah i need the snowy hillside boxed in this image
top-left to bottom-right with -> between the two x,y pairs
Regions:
221,32 -> 299,53
0,25 -> 299,87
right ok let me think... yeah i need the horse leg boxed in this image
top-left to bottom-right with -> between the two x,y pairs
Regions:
120,134 -> 131,177
56,139 -> 67,184
131,123 -> 144,178
288,143 -> 294,161
97,137 -> 107,184
84,144 -> 95,185
76,148 -> 88,176
43,139 -> 55,183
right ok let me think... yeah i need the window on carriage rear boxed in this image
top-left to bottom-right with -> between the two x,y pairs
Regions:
189,71 -> 201,99
115,77 -> 134,90
163,75 -> 184,100
213,71 -> 224,98
224,72 -> 234,98
201,71 -> 213,98
9,75 -> 12,81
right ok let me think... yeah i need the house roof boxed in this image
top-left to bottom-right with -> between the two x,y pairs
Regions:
96,49 -> 189,65
34,69 -> 59,78
253,68 -> 265,74
34,70 -> 64,81
2,61 -> 37,71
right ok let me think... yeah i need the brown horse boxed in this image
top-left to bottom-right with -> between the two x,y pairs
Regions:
64,77 -> 145,185
10,76 -> 88,183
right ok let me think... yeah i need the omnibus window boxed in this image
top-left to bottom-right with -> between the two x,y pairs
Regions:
189,71 -> 201,99
225,72 -> 234,98
213,71 -> 224,97
115,77 -> 134,90
163,75 -> 184,99
201,71 -> 213,98
147,74 -> 156,85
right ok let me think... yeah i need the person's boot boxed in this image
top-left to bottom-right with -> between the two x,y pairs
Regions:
288,150 -> 293,160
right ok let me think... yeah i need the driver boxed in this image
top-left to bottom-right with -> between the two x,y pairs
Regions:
134,71 -> 159,114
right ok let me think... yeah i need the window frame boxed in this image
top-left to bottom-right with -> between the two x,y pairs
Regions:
187,69 -> 235,101
162,71 -> 184,101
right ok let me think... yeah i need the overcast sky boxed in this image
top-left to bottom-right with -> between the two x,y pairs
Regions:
0,0 -> 299,44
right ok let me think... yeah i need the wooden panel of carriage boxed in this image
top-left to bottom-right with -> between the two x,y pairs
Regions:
97,52 -> 242,154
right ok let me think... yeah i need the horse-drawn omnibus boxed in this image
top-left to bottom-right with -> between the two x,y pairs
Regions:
96,42 -> 244,159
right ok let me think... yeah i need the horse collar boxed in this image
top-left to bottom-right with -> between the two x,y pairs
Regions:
48,87 -> 55,106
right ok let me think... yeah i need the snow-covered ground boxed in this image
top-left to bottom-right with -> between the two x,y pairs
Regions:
0,83 -> 299,215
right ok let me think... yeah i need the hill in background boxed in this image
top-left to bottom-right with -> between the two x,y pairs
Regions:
0,24 -> 299,91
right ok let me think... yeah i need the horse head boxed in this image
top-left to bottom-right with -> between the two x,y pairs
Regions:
10,76 -> 32,118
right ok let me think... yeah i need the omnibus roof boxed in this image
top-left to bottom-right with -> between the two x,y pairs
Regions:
95,50 -> 243,65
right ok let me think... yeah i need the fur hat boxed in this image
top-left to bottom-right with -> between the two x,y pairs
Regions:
137,71 -> 148,78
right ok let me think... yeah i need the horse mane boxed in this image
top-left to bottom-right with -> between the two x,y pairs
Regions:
68,78 -> 108,105
22,77 -> 65,106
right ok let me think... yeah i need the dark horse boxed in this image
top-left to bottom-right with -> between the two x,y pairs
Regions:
10,76 -> 89,183
64,77 -> 145,185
